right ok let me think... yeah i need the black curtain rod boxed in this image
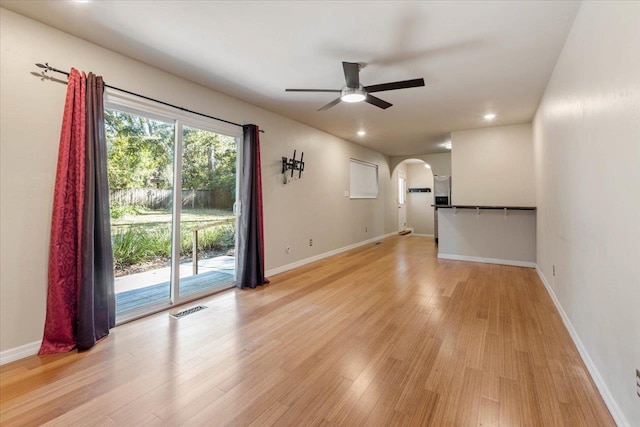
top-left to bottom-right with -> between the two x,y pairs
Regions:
35,63 -> 264,133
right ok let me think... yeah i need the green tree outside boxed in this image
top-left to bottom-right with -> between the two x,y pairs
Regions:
105,110 -> 237,194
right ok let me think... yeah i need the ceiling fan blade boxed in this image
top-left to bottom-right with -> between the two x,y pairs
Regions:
318,97 -> 342,111
286,88 -> 341,93
364,78 -> 425,93
365,94 -> 393,109
342,62 -> 360,88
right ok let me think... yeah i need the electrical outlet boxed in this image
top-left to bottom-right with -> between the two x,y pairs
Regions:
636,369 -> 640,398
286,246 -> 291,254
309,239 -> 313,246
553,265 -> 556,276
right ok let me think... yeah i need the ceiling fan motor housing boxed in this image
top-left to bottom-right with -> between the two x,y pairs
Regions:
341,85 -> 367,103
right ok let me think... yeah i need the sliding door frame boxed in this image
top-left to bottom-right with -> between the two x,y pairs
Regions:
105,90 -> 242,324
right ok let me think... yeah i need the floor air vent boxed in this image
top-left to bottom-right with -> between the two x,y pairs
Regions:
170,305 -> 207,319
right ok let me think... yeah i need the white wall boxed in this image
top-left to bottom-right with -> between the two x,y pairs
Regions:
533,2 -> 640,425
437,209 -> 536,266
406,163 -> 434,235
0,9 -> 395,354
451,123 -> 535,206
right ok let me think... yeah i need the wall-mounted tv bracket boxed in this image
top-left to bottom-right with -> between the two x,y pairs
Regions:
282,149 -> 305,179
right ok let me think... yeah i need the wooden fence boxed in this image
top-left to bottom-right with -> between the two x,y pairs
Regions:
110,189 -> 234,210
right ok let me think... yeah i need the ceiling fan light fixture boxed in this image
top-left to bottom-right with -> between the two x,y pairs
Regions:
287,61 -> 423,111
341,87 -> 366,103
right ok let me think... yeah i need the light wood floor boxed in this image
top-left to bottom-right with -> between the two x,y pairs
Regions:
0,236 -> 614,426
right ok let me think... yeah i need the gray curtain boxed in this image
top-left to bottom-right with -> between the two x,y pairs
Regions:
77,73 -> 115,349
236,125 -> 268,289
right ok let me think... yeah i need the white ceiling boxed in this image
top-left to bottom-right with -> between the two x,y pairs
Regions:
1,1 -> 581,156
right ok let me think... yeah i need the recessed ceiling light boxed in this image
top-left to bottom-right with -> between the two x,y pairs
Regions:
357,130 -> 366,136
484,113 -> 496,120
424,163 -> 431,169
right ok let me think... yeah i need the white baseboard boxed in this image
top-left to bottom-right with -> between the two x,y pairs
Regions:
411,233 -> 434,238
535,266 -> 629,427
0,340 -> 40,365
266,232 -> 397,277
437,253 -> 536,268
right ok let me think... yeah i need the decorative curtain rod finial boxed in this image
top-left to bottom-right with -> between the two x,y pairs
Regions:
35,63 -> 50,74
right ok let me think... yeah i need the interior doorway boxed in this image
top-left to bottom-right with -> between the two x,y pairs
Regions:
393,159 -> 435,236
398,170 -> 407,231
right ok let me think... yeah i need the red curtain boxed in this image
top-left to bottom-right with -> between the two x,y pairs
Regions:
39,69 -> 86,354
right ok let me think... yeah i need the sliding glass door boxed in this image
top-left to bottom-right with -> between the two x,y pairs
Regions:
106,110 -> 175,315
104,94 -> 240,321
177,125 -> 237,298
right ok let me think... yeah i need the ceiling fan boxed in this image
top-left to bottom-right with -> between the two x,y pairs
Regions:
286,62 -> 425,111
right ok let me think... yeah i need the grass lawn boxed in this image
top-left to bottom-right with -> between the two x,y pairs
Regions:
112,207 -> 234,228
111,208 -> 235,275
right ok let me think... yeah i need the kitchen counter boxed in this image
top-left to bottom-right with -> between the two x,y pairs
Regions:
433,205 -> 536,210
435,205 -> 537,267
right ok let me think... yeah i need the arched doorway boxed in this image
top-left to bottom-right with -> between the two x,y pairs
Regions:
391,159 -> 435,236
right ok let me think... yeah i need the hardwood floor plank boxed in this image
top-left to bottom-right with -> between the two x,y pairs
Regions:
478,396 -> 500,427
515,350 -> 544,426
0,236 -> 615,426
247,401 -> 289,427
481,333 -> 501,401
454,367 -> 483,425
499,376 -> 523,426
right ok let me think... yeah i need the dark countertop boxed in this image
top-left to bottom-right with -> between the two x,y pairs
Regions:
432,205 -> 536,210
